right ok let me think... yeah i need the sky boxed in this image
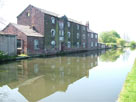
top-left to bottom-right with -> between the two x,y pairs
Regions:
0,0 -> 136,41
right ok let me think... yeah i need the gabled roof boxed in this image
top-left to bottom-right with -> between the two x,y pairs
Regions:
10,23 -> 44,37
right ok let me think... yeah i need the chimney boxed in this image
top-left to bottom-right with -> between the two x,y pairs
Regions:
86,21 -> 89,30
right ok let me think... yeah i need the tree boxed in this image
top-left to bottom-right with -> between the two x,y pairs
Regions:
130,41 -> 136,48
99,30 -> 120,43
117,39 -> 126,47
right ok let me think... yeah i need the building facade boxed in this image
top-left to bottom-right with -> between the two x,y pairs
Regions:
3,5 -> 100,55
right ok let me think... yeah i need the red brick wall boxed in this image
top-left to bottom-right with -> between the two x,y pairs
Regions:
2,24 -> 28,54
17,5 -> 45,35
27,37 -> 44,55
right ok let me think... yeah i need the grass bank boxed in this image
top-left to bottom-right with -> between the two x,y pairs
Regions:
118,59 -> 136,102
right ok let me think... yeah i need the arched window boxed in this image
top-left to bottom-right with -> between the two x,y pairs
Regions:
34,39 -> 39,50
51,29 -> 56,37
51,17 -> 55,24
67,41 -> 71,48
51,40 -> 56,46
67,32 -> 71,38
77,33 -> 80,39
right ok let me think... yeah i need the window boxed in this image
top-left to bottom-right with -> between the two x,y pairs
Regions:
88,33 -> 90,37
77,42 -> 80,48
59,30 -> 64,36
51,17 -> 55,24
51,29 -> 55,37
91,42 -> 93,47
67,32 -> 71,38
67,41 -> 71,48
83,42 -> 86,48
82,26 -> 86,31
67,22 -> 70,27
34,39 -> 39,50
95,42 -> 97,47
91,33 -> 93,38
77,25 -> 79,30
83,34 -> 86,39
95,34 -> 97,39
59,22 -> 64,29
26,12 -> 30,17
51,40 -> 56,46
77,33 -> 80,39
17,39 -> 22,48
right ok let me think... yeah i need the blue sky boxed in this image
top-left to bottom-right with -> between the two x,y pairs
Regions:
0,0 -> 136,41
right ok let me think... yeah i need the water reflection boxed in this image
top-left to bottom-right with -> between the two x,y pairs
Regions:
0,50 -> 101,102
99,49 -> 125,62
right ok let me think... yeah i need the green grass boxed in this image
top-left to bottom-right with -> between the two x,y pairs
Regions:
118,59 -> 136,102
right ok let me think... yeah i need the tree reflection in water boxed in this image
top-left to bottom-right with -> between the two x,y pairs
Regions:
100,49 -> 125,62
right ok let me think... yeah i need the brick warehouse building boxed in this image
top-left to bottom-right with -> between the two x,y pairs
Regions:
3,5 -> 99,55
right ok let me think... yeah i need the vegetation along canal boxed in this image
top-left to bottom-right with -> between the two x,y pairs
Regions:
0,48 -> 136,102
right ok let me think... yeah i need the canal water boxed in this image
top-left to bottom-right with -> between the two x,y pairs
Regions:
0,48 -> 136,102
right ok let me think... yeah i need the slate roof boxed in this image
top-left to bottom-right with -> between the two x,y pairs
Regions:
11,23 -> 44,37
35,6 -> 59,17
87,29 -> 95,33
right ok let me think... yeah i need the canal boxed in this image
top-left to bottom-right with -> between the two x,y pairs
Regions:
0,48 -> 136,102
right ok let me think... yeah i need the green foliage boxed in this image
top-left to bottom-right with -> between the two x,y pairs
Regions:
100,49 -> 124,62
118,59 -> 136,102
99,30 -> 120,43
0,51 -> 8,60
130,41 -> 136,48
117,39 -> 126,47
0,51 -> 16,62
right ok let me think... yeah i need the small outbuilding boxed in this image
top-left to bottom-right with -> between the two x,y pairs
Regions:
0,32 -> 17,55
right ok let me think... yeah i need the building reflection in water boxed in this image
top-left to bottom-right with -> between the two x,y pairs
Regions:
0,50 -> 105,102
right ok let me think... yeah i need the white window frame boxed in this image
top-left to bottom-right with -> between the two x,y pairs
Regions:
51,17 -> 55,24
51,29 -> 56,37
91,42 -> 93,47
51,40 -> 56,46
83,34 -> 86,39
91,33 -> 93,38
67,32 -> 71,38
77,42 -> 80,48
95,34 -> 97,39
82,26 -> 86,31
67,41 -> 71,48
77,24 -> 79,30
34,39 -> 39,50
77,33 -> 80,39
83,42 -> 86,48
67,22 -> 70,27
95,42 -> 97,47
59,21 -> 64,29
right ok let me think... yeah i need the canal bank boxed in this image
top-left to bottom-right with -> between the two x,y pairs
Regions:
118,59 -> 136,102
